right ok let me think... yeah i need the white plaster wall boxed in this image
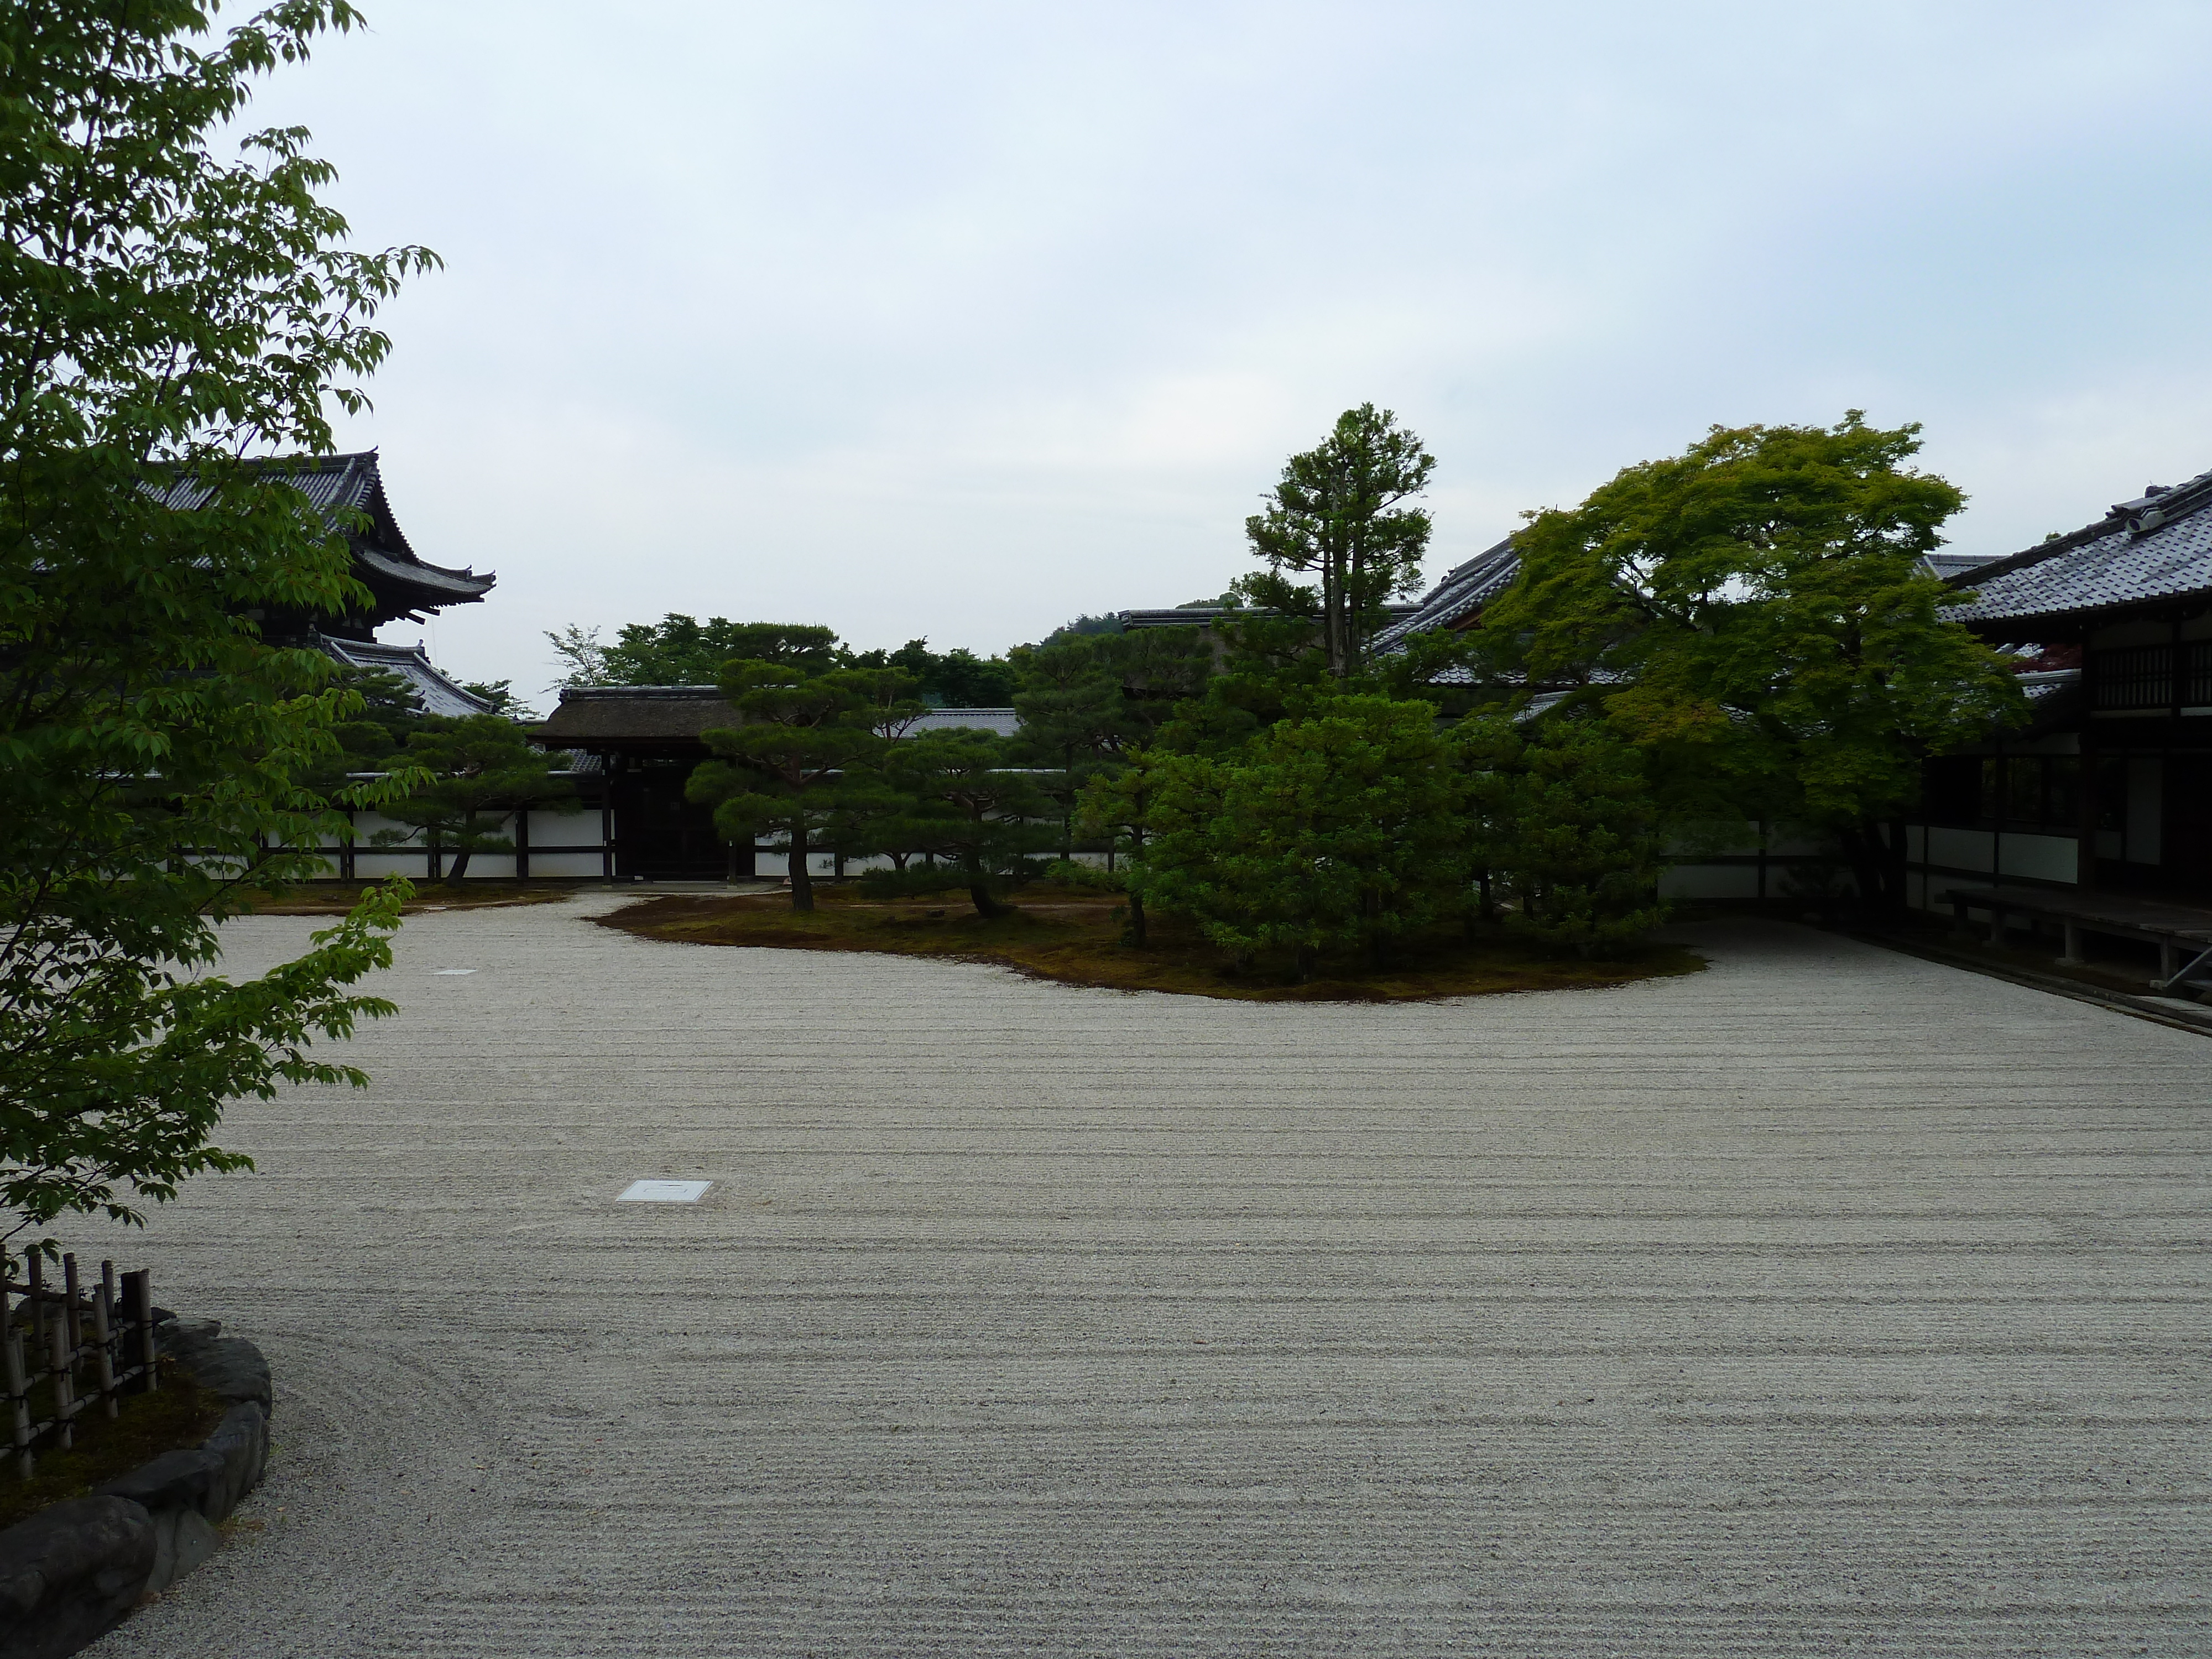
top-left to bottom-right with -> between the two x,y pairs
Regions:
1927,827 -> 1995,874
528,808 -> 601,849
527,853 -> 606,878
1659,863 -> 1759,899
1997,834 -> 2078,884
354,852 -> 431,879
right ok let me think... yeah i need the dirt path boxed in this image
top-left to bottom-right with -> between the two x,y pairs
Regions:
81,897 -> 2211,1657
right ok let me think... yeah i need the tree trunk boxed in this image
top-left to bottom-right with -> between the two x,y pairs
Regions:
446,843 -> 472,883
1125,889 -> 1147,948
1323,554 -> 1347,679
967,882 -> 1005,919
1295,943 -> 1317,982
1838,821 -> 1904,922
787,823 -> 814,912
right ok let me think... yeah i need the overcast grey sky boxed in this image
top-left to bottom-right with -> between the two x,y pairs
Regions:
259,1 -> 2212,699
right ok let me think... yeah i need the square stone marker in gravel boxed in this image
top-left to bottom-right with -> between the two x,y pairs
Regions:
614,1179 -> 712,1203
75,893 -> 2212,1659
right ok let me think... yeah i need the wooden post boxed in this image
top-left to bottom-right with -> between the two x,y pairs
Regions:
514,807 -> 531,880
47,1313 -> 73,1452
125,1270 -> 158,1393
1989,904 -> 2006,948
4,1319 -> 29,1479
2060,921 -> 2083,966
93,1262 -> 117,1419
27,1254 -> 43,1358
61,1254 -> 81,1357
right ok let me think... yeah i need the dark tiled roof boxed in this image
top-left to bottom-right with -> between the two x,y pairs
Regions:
1119,608 -> 1238,630
150,451 -> 493,606
1945,467 -> 2212,629
316,634 -> 491,718
909,707 -> 1021,736
1119,603 -> 1420,632
1372,536 -> 1521,655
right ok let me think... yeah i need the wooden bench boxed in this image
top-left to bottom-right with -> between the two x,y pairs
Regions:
1939,886 -> 2212,992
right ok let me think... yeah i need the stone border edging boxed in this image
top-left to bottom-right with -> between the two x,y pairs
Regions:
0,1317 -> 271,1659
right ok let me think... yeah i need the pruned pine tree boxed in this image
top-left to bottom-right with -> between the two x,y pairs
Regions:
1134,696 -> 1470,979
1012,632 -> 1140,859
374,716 -> 575,883
689,662 -> 924,910
1074,750 -> 1171,946
1013,625 -> 1215,857
1461,711 -> 1666,957
858,731 -> 1058,917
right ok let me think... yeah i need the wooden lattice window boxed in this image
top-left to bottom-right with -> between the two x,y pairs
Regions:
2091,645 -> 2173,710
2185,641 -> 2212,708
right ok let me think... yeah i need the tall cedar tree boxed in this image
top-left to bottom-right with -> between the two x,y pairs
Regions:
1134,695 -> 1471,979
0,1 -> 435,1264
1240,404 -> 1436,679
1480,415 -> 2027,913
688,662 -> 925,910
373,715 -> 575,882
857,730 -> 1059,917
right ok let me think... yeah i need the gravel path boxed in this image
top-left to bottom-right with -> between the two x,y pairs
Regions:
78,896 -> 2211,1657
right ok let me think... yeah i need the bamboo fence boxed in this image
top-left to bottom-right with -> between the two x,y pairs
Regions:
1,1256 -> 159,1481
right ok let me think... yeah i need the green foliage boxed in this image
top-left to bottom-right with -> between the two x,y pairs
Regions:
1462,712 -> 1666,957
1240,404 -> 1436,679
1480,413 -> 2028,910
588,617 -> 842,686
373,715 -> 574,883
550,615 -> 1019,707
545,623 -> 609,688
317,667 -> 429,773
1150,611 -> 1330,753
856,730 -> 1059,917
0,0 -> 432,1263
1132,695 -> 1470,978
1042,859 -> 1125,892
688,661 -> 925,910
461,679 -> 536,721
1040,612 -> 1125,645
843,638 -> 1018,706
1011,627 -> 1216,857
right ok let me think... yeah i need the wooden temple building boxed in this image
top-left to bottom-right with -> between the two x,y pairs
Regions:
1901,468 -> 2212,903
1343,478 -> 2212,940
151,450 -> 498,715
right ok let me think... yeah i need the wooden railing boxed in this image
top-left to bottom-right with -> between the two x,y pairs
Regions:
2,1256 -> 159,1481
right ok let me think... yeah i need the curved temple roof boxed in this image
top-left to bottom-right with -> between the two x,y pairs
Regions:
1370,536 -> 1522,656
150,450 -> 493,626
316,635 -> 491,718
1944,466 -> 2212,633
